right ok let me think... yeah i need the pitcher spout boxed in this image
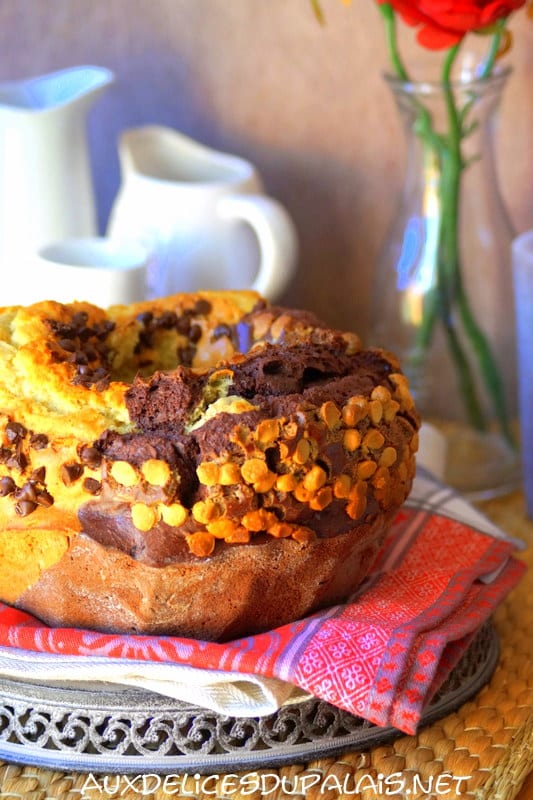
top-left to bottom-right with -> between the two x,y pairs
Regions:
0,65 -> 114,113
117,125 -> 257,186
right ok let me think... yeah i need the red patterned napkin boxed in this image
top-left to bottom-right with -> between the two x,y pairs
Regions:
0,470 -> 525,735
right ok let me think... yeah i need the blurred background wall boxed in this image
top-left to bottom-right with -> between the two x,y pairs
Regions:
1,0 -> 532,336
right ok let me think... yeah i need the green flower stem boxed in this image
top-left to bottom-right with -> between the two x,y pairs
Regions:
379,3 -> 409,81
437,153 -> 490,432
439,46 -> 489,430
439,291 -> 489,428
480,18 -> 506,79
455,280 -> 516,445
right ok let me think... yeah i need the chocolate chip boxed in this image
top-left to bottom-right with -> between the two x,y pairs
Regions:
95,376 -> 111,391
61,463 -> 84,485
36,489 -> 54,507
5,421 -> 27,443
47,320 -> 75,338
135,331 -> 153,353
176,315 -> 192,335
7,451 -> 27,471
93,368 -> 108,381
79,445 -> 102,468
31,466 -> 46,482
0,448 -> 10,463
72,351 -> 89,366
58,338 -> 77,352
189,324 -> 202,343
78,326 -> 96,343
84,345 -> 99,362
96,319 -> 115,335
194,298 -> 211,315
72,312 -> 88,327
0,476 -> 15,497
15,482 -> 38,502
46,313 -> 115,390
137,311 -> 153,326
30,434 -> 49,450
15,500 -> 37,517
83,477 -> 102,495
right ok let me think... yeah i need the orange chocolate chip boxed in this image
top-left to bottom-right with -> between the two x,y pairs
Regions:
242,508 -> 278,532
293,438 -> 311,465
283,421 -> 299,440
363,429 -> 386,450
343,396 -> 368,426
346,485 -> 367,520
357,460 -> 377,480
196,462 -> 220,486
320,401 -> 341,431
383,399 -> 401,422
293,482 -> 313,503
241,458 -> 269,484
254,473 -> 277,493
343,429 -> 362,452
369,399 -> 383,425
256,418 -> 280,444
192,499 -> 221,524
276,473 -> 298,493
224,526 -> 250,544
379,447 -> 398,467
186,531 -> 216,558
110,461 -> 138,487
372,466 -> 390,490
291,526 -> 317,544
131,503 -> 158,532
218,463 -> 241,485
303,464 -> 327,492
309,486 -> 333,511
207,519 -> 241,539
160,503 -> 188,527
371,386 -> 392,404
141,459 -> 171,486
333,474 -> 352,498
269,522 -> 294,538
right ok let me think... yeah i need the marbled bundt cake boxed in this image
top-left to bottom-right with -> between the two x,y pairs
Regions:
0,291 -> 420,640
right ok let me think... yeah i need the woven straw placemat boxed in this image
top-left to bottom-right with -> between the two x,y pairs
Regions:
0,490 -> 531,800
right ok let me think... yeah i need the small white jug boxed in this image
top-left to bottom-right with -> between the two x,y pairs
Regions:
30,237 -> 148,308
106,126 -> 298,301
0,65 -> 114,282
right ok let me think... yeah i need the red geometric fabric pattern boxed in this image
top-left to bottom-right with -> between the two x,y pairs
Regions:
0,509 -> 525,734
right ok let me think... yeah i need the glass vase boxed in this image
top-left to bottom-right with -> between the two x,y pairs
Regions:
369,68 -> 520,500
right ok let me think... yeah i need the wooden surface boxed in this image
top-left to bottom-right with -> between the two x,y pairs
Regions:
0,489 -> 531,799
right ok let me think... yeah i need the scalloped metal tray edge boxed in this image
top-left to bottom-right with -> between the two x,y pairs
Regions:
0,622 -> 499,774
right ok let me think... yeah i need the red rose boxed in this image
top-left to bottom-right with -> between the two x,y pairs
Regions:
377,0 -> 526,49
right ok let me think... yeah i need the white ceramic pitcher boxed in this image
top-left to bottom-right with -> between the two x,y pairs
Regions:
107,126 -> 298,301
0,65 -> 114,290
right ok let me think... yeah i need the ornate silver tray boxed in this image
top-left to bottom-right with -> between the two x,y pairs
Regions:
0,623 -> 498,773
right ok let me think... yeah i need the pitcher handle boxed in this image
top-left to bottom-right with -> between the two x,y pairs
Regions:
217,194 -> 298,301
